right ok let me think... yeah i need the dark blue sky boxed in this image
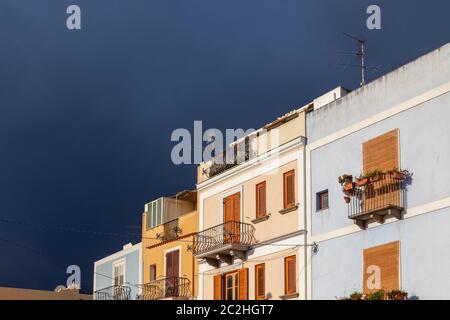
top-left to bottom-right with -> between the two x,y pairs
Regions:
0,0 -> 449,292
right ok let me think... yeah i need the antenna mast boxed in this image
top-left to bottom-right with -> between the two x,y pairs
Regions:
340,32 -> 371,87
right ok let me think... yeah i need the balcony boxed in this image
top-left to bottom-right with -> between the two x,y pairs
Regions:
205,137 -> 258,179
138,277 -> 191,300
346,173 -> 406,229
94,285 -> 131,300
192,221 -> 255,266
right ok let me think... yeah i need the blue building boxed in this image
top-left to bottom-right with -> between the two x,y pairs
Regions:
93,242 -> 142,300
306,43 -> 450,299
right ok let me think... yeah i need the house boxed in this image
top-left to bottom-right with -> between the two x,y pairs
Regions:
194,88 -> 346,300
306,42 -> 450,299
0,287 -> 92,300
93,242 -> 142,300
141,190 -> 198,300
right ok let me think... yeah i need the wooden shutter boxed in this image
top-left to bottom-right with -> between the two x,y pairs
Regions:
363,241 -> 400,294
362,130 -> 400,210
256,182 -> 267,218
255,264 -> 265,300
363,129 -> 399,173
213,274 -> 222,300
283,170 -> 295,209
284,255 -> 297,294
238,268 -> 249,300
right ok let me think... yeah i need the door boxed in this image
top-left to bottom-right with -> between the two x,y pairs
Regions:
165,250 -> 180,297
223,193 -> 240,244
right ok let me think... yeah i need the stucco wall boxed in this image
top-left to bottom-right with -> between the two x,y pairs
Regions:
310,94 -> 450,235
312,207 -> 450,300
94,244 -> 142,300
142,210 -> 199,298
307,42 -> 450,300
202,248 -> 300,300
202,159 -> 300,243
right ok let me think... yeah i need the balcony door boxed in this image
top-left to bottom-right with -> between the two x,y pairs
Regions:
362,129 -> 400,211
223,192 -> 240,244
165,249 -> 180,297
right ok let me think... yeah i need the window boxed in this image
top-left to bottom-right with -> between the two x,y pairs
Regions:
317,190 -> 329,211
256,182 -> 267,218
149,264 -> 157,282
283,170 -> 296,209
255,264 -> 265,300
113,261 -> 125,286
284,255 -> 296,295
146,198 -> 163,229
213,269 -> 248,300
225,272 -> 239,300
363,241 -> 399,294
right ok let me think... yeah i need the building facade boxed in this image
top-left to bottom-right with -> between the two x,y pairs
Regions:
141,190 -> 198,300
93,242 -> 142,300
306,43 -> 450,299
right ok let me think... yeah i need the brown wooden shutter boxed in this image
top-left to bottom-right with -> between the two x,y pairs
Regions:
283,170 -> 295,209
284,255 -> 297,294
255,264 -> 265,300
363,241 -> 400,294
256,182 -> 266,218
238,268 -> 249,300
363,129 -> 399,173
213,274 -> 222,300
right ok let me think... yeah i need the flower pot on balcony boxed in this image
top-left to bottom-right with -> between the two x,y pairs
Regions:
343,182 -> 354,191
357,178 -> 369,187
344,196 -> 351,204
391,171 -> 407,181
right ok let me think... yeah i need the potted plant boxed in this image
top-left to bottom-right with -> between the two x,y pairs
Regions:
387,290 -> 408,300
367,169 -> 383,183
388,169 -> 409,181
344,196 -> 351,204
357,174 -> 369,187
366,289 -> 385,300
338,174 -> 354,192
349,291 -> 363,300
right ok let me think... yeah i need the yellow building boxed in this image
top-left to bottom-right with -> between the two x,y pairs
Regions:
141,190 -> 198,300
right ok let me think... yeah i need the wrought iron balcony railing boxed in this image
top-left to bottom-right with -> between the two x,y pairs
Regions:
348,173 -> 406,229
138,277 -> 191,300
94,285 -> 131,300
192,221 -> 256,258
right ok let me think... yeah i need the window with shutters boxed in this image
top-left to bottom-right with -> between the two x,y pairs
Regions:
283,170 -> 296,209
256,182 -> 267,218
363,241 -> 400,294
149,264 -> 157,282
146,198 -> 163,229
214,268 -> 248,300
113,260 -> 125,286
284,255 -> 296,295
255,264 -> 265,300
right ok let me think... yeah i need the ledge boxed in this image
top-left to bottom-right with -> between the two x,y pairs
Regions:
279,205 -> 298,215
251,215 -> 270,224
279,293 -> 299,300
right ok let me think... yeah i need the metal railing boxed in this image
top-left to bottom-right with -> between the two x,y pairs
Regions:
139,277 -> 191,300
192,221 -> 255,256
208,137 -> 257,178
348,173 -> 405,219
94,285 -> 131,300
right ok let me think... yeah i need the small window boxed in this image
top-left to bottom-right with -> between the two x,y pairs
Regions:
256,182 -> 266,218
283,170 -> 296,209
284,255 -> 296,295
146,198 -> 163,229
149,264 -> 157,282
255,264 -> 265,300
317,190 -> 329,211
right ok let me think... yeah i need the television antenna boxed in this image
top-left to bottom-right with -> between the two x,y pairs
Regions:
337,32 -> 380,87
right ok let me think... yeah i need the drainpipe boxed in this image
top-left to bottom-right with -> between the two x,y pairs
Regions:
302,139 -> 308,300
